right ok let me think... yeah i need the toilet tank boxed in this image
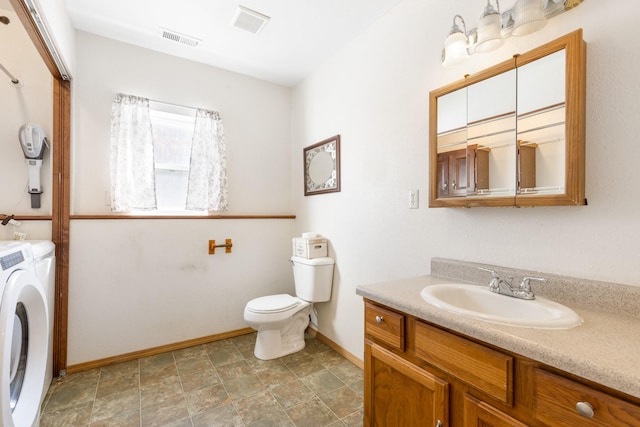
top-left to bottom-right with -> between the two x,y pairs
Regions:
291,256 -> 335,302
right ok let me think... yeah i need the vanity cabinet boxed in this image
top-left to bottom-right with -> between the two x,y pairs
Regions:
429,29 -> 586,208
363,299 -> 640,426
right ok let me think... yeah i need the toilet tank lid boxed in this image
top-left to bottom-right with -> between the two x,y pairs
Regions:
290,256 -> 334,266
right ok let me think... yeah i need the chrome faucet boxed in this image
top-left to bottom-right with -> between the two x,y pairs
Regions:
478,267 -> 547,300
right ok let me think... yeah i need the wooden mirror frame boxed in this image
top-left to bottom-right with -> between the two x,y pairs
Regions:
429,29 -> 586,208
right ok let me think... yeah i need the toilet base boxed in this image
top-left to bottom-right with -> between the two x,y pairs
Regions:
253,306 -> 311,360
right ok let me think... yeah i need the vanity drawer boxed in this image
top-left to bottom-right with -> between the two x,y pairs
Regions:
364,302 -> 404,351
414,321 -> 513,405
534,369 -> 640,426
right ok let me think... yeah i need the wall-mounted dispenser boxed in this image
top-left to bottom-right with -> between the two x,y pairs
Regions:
18,123 -> 49,208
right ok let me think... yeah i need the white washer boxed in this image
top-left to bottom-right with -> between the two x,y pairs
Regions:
26,241 -> 55,398
0,241 -> 49,427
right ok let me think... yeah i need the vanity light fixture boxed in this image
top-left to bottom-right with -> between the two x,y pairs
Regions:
475,0 -> 504,53
442,15 -> 469,67
441,0 -> 585,67
512,0 -> 547,36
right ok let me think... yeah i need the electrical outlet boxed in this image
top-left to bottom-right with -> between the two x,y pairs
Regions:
409,189 -> 419,209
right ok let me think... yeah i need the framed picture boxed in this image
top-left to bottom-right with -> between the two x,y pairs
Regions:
304,135 -> 341,196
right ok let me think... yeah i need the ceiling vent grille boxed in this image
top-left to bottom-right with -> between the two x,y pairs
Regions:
233,5 -> 270,34
159,28 -> 202,47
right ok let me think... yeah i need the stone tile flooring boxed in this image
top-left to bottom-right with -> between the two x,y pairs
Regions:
40,333 -> 364,426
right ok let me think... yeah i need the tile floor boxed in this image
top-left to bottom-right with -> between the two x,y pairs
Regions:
39,333 -> 364,427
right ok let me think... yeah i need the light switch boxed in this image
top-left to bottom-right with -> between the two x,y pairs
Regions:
409,190 -> 419,209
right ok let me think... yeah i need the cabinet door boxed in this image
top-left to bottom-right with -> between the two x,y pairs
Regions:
463,394 -> 529,427
365,343 -> 448,427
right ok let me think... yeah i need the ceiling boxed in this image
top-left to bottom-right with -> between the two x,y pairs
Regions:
63,0 -> 404,87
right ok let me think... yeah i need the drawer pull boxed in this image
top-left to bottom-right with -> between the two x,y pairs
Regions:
576,401 -> 594,418
435,420 -> 443,427
375,315 -> 384,324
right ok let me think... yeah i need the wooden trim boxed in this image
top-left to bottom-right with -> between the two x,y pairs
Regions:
65,327 -> 255,374
307,327 -> 364,369
0,215 -> 52,221
52,78 -> 71,377
69,214 -> 296,220
467,111 -> 516,127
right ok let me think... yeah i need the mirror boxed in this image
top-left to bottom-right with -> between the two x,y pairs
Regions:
516,49 -> 566,196
304,135 -> 341,196
429,30 -> 585,208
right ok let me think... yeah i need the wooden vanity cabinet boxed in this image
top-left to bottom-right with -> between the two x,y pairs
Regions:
363,299 -> 640,427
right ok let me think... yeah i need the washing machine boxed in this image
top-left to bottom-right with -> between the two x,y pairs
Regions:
27,241 -> 55,399
0,241 -> 49,427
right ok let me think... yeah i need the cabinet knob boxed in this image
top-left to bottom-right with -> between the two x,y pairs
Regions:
436,420 -> 443,427
375,315 -> 384,324
576,401 -> 594,418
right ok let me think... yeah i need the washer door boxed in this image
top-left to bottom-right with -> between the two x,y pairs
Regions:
0,269 -> 49,427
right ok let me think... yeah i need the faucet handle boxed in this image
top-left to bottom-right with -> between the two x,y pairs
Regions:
479,267 -> 513,284
520,277 -> 547,291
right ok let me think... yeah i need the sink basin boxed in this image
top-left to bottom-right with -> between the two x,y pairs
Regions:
420,283 -> 582,329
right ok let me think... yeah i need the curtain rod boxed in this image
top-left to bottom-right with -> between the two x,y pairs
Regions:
0,62 -> 22,87
147,97 -> 220,116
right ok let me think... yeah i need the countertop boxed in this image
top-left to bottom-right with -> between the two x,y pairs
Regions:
356,273 -> 640,400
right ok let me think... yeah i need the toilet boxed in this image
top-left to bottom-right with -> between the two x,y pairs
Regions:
243,256 -> 335,360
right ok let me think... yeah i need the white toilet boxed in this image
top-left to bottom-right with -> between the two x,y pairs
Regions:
243,256 -> 335,360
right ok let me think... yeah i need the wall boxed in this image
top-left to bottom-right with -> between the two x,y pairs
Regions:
69,31 -> 294,365
291,0 -> 640,360
0,3 -> 53,241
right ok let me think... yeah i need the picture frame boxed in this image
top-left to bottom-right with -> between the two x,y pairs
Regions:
304,135 -> 341,196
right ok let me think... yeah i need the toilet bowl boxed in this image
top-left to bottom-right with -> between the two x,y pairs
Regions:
244,294 -> 312,360
243,256 -> 334,360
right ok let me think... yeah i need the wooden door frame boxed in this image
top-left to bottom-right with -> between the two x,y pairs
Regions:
9,0 -> 71,375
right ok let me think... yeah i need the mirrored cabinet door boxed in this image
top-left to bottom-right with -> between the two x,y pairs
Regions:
516,49 -> 566,197
466,69 -> 517,201
433,86 -> 468,206
429,29 -> 585,208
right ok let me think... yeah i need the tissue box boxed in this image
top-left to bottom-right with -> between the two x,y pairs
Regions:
292,237 -> 327,258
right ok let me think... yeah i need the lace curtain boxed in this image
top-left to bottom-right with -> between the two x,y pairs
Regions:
109,94 -> 157,212
186,109 -> 228,211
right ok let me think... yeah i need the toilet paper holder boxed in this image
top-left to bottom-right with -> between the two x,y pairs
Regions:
208,239 -> 233,254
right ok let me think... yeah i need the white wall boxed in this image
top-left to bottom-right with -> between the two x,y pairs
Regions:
292,0 -> 640,360
0,5 -> 53,218
68,219 -> 295,365
73,31 -> 292,215
69,32 -> 294,365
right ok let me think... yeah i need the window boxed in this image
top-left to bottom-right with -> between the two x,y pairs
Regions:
149,104 -> 195,212
110,94 -> 227,213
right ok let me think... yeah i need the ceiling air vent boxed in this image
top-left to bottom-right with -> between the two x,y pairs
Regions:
159,28 -> 202,47
232,5 -> 270,34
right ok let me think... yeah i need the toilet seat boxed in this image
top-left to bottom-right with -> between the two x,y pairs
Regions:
246,294 -> 301,314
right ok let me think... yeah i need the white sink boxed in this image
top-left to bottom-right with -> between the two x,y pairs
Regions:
420,283 -> 582,329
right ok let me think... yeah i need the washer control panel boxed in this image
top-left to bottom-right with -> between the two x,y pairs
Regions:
1,250 -> 25,271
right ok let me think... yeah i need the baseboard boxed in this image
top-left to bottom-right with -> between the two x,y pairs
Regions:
306,327 -> 364,370
65,327 -> 255,375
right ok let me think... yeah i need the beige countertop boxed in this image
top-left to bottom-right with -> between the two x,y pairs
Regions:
356,274 -> 640,400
